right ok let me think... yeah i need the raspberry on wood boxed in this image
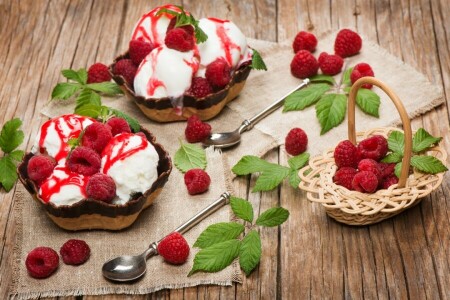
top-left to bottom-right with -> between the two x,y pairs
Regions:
285,128 -> 308,156
290,50 -> 319,79
292,31 -> 318,53
184,169 -> 211,195
157,232 -> 190,265
185,115 -> 212,143
350,63 -> 375,89
25,247 -> 59,279
60,239 -> 91,265
318,52 -> 344,75
334,29 -> 362,58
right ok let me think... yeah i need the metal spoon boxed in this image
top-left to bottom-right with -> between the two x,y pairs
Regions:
202,79 -> 310,148
102,192 -> 231,282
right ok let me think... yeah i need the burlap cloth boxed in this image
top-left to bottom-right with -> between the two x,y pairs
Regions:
9,33 -> 444,299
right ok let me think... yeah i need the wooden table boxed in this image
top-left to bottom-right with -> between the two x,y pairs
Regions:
1,0 -> 449,298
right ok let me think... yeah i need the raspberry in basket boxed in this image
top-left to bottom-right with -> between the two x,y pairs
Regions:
380,175 -> 399,189
358,159 -> 382,181
157,232 -> 190,265
357,135 -> 388,161
333,167 -> 357,190
352,170 -> 378,193
334,140 -> 360,168
378,162 -> 396,179
25,247 -> 59,279
60,239 -> 91,265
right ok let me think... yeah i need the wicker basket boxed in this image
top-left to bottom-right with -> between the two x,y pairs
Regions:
298,77 -> 447,226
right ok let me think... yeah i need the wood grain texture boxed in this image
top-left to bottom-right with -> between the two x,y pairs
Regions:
0,0 -> 449,299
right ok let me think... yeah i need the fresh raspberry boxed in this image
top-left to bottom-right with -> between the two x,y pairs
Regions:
290,50 -> 319,79
334,29 -> 362,58
350,63 -> 375,89
205,59 -> 232,89
352,171 -> 379,193
292,31 -> 318,53
166,17 -> 195,36
285,128 -> 308,156
113,59 -> 138,86
106,117 -> 131,136
357,135 -> 388,161
25,247 -> 59,279
81,122 -> 113,153
378,162 -> 396,178
165,28 -> 195,52
67,146 -> 101,176
334,140 -> 360,168
60,239 -> 90,265
318,52 -> 344,75
358,158 -> 382,181
185,115 -> 212,143
184,169 -> 211,195
157,232 -> 190,265
86,174 -> 116,203
129,39 -> 154,66
333,167 -> 357,190
87,63 -> 112,84
186,77 -> 213,98
380,175 -> 399,189
27,155 -> 56,185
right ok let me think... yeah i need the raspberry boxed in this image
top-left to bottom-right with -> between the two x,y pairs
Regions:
333,167 -> 357,190
25,247 -> 59,279
350,63 -> 375,89
334,140 -> 360,168
318,52 -> 344,75
380,175 -> 399,189
86,174 -> 116,203
184,169 -> 211,195
290,50 -> 319,79
185,115 -> 212,143
285,128 -> 308,156
205,59 -> 232,89
67,146 -> 101,176
358,158 -> 382,181
82,122 -> 113,153
334,29 -> 362,58
106,117 -> 131,136
27,155 -> 56,185
357,135 -> 388,161
157,232 -> 190,265
60,239 -> 90,265
378,162 -> 396,179
186,77 -> 213,98
87,63 -> 112,84
113,59 -> 138,86
352,171 -> 378,193
165,28 -> 195,52
167,18 -> 195,36
292,31 -> 318,53
129,39 -> 154,66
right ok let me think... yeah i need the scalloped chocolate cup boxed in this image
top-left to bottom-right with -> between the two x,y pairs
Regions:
109,52 -> 252,122
17,127 -> 172,231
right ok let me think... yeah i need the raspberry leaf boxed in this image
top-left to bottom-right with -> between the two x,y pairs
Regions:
253,166 -> 290,192
255,207 -> 290,227
355,88 -> 380,117
232,155 -> 276,175
381,152 -> 403,163
342,67 -> 353,86
74,103 -> 101,118
51,82 -> 82,100
230,197 -> 254,222
193,222 -> 244,249
0,156 -> 17,192
75,88 -> 101,110
0,118 -> 24,153
283,84 -> 330,112
288,169 -> 301,189
309,74 -> 335,85
107,108 -> 141,133
387,131 -> 405,154
239,230 -> 262,276
315,93 -> 347,135
412,128 -> 442,153
394,162 -> 402,178
62,68 -> 87,85
288,153 -> 310,170
9,150 -> 24,162
250,49 -> 267,71
410,155 -> 448,174
85,82 -> 123,96
188,239 -> 241,276
175,142 -> 207,173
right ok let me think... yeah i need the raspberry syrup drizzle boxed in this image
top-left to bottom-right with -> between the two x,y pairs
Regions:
39,166 -> 88,203
209,18 -> 241,66
144,47 -> 165,96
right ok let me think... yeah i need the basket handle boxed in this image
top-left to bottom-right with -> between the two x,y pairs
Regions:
348,77 -> 412,188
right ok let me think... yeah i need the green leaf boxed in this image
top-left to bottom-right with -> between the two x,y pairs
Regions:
256,207 -> 290,227
174,142 -> 207,173
188,239 -> 240,276
239,230 -> 262,276
283,84 -> 330,112
75,88 -> 101,110
0,118 -> 24,153
253,165 -> 290,192
250,49 -> 267,71
61,68 -> 87,84
9,150 -> 24,162
412,128 -> 442,153
230,197 -> 254,222
410,155 -> 448,174
232,155 -> 276,175
381,152 -> 403,163
193,222 -> 244,249
394,162 -> 402,178
107,107 -> 141,132
85,82 -> 123,95
288,168 -> 301,189
343,86 -> 351,94
0,156 -> 18,192
51,82 -> 81,100
288,153 -> 310,170
342,67 -> 353,86
315,93 -> 347,135
388,131 -> 405,154
309,74 -> 335,85
195,26 -> 208,43
356,88 -> 380,117
74,103 -> 101,118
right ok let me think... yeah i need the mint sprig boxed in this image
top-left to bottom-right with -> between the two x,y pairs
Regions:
0,118 -> 24,192
250,49 -> 267,71
174,141 -> 207,173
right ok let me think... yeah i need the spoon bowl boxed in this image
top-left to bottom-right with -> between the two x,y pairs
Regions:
202,130 -> 242,148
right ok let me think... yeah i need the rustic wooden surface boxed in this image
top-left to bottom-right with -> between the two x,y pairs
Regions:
1,0 -> 449,299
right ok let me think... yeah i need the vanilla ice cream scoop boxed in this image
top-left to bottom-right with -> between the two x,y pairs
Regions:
101,133 -> 159,204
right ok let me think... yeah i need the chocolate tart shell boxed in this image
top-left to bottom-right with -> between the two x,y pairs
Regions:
109,52 -> 252,123
17,127 -> 172,231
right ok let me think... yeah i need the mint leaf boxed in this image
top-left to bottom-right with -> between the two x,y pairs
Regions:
189,239 -> 240,276
9,150 -> 24,162
283,84 -> 330,112
309,74 -> 335,85
394,162 -> 402,178
388,131 -> 405,154
174,142 -> 207,173
288,168 -> 301,189
356,88 -> 380,117
75,88 -> 101,110
193,222 -> 244,249
253,165 -> 290,192
250,49 -> 267,71
74,103 -> 101,118
230,196 -> 254,222
232,155 -> 276,175
239,230 -> 262,276
342,67 -> 353,86
256,207 -> 289,227
288,153 -> 310,170
315,93 -> 347,135
86,82 -> 123,96
108,108 -> 141,132
0,118 -> 24,153
410,155 -> 448,174
62,68 -> 87,84
412,128 -> 442,153
0,156 -> 17,192
381,152 -> 403,163
51,82 -> 81,100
